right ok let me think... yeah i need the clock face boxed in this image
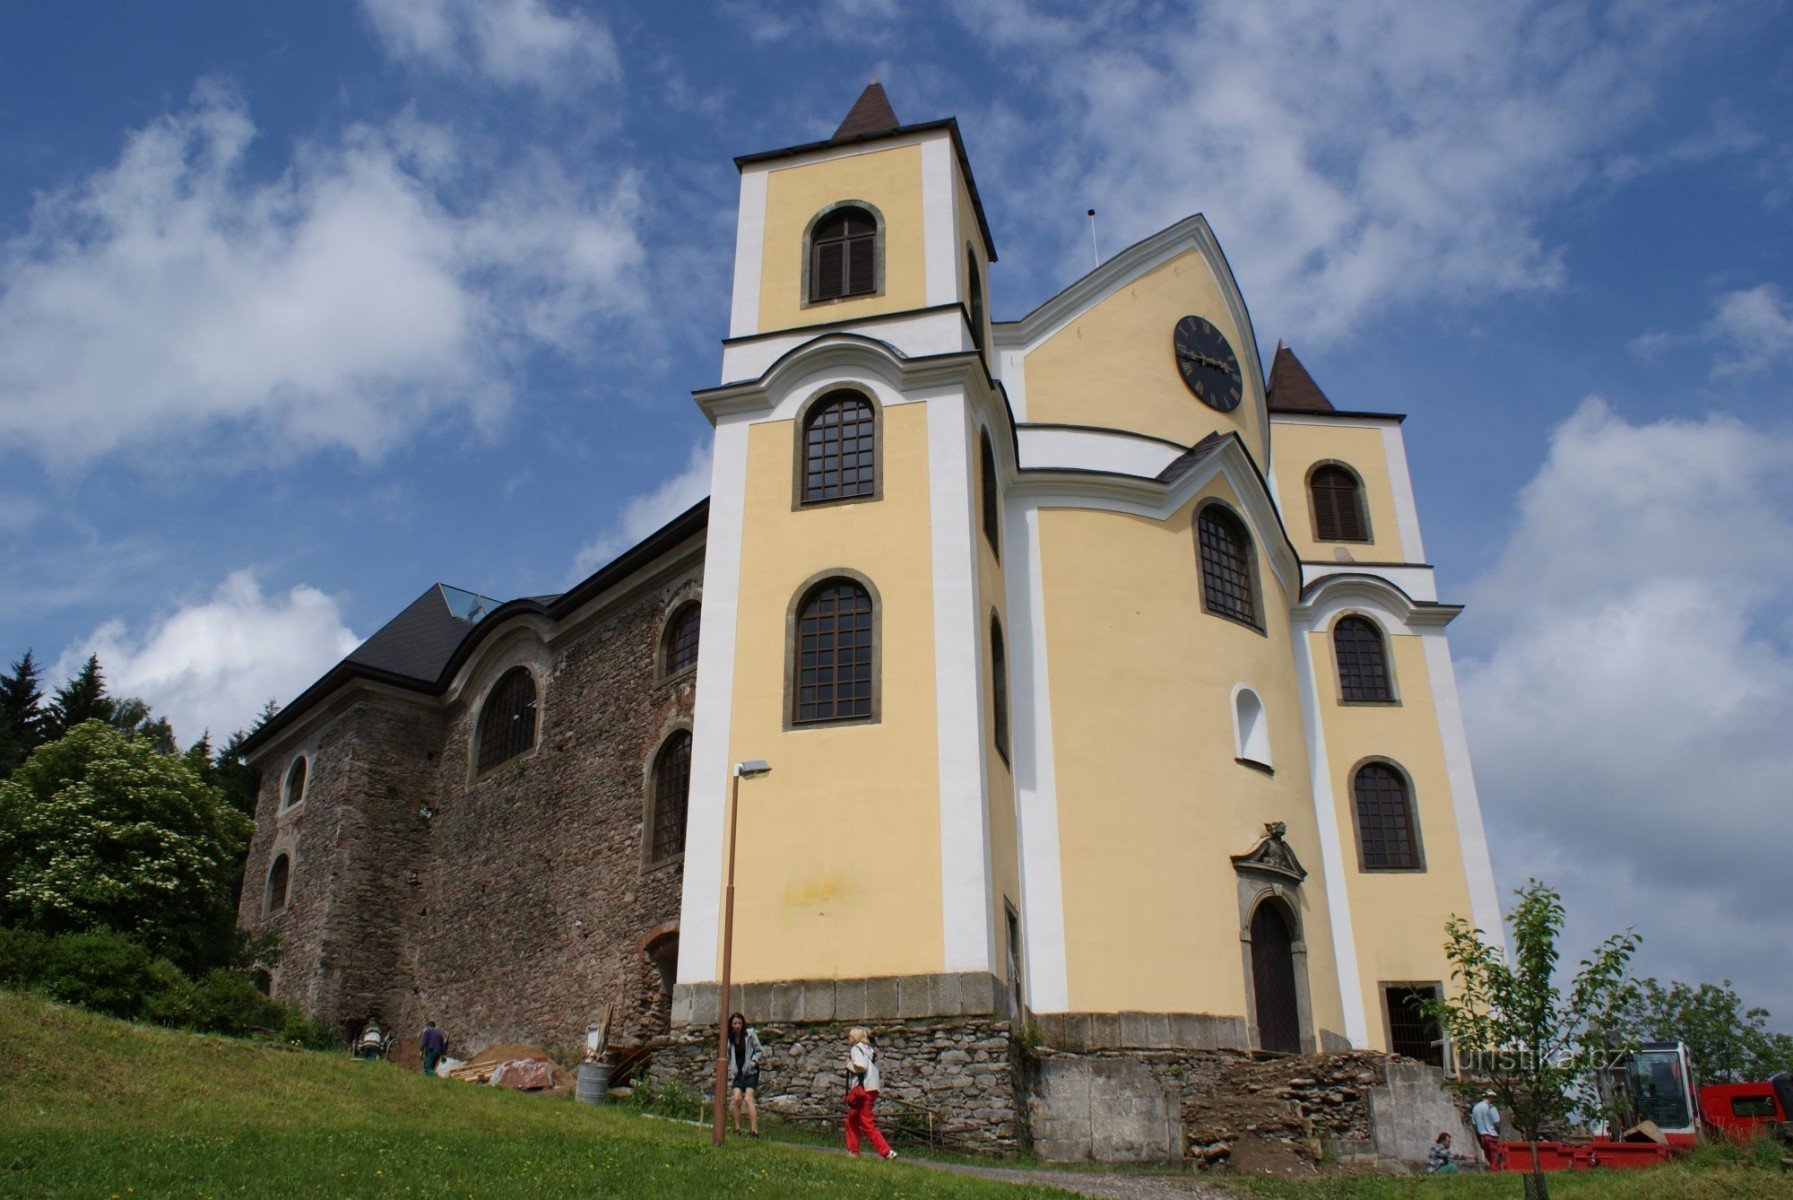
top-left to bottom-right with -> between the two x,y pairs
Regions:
1173,315 -> 1242,413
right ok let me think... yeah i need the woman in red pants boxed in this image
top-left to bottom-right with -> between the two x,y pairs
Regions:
844,1027 -> 897,1159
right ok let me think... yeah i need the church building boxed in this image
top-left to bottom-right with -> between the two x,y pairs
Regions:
238,84 -> 1499,1155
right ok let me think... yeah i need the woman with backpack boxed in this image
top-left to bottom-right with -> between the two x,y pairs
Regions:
844,1027 -> 896,1159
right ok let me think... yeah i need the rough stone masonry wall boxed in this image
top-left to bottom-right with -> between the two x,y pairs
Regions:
652,1016 -> 1022,1151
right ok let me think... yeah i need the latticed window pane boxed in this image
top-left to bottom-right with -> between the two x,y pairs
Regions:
1385,986 -> 1444,1066
810,208 -> 877,301
980,431 -> 1000,555
1311,465 -> 1368,541
665,603 -> 701,675
1197,506 -> 1258,626
794,581 -> 875,723
266,855 -> 290,911
650,731 -> 692,862
802,395 -> 876,503
1355,762 -> 1419,869
1335,616 -> 1392,702
477,667 -> 537,773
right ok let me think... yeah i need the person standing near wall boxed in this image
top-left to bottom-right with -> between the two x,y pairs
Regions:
420,1020 -> 447,1077
727,1012 -> 763,1137
1471,1091 -> 1503,1171
844,1028 -> 896,1160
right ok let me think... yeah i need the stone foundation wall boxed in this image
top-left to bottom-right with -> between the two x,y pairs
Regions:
651,1015 -> 1022,1152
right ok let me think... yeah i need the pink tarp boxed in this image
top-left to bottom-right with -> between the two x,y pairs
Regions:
488,1058 -> 556,1090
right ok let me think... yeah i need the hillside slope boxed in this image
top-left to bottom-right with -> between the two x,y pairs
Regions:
0,991 -> 1069,1199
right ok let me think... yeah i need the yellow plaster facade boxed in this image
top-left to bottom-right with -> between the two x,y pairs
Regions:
1268,420 -> 1410,563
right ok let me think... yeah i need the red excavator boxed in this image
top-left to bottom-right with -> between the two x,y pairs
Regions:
1492,1043 -> 1792,1172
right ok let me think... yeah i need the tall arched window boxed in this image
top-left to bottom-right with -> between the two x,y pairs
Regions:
1354,761 -> 1422,871
966,248 -> 986,351
979,429 -> 1000,556
662,602 -> 701,677
793,578 -> 875,724
1310,464 -> 1369,542
1197,504 -> 1258,627
991,615 -> 1010,760
266,854 -> 291,913
282,757 -> 307,809
809,206 -> 877,302
801,392 -> 877,505
1334,616 -> 1393,702
477,667 -> 537,773
647,731 -> 693,864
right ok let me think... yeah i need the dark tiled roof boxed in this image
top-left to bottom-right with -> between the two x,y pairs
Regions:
1157,431 -> 1228,486
1266,344 -> 1335,413
833,81 -> 900,142
345,584 -> 490,683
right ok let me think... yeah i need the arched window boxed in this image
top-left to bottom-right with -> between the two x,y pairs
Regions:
1197,504 -> 1258,627
809,206 -> 877,302
1250,900 -> 1301,1053
476,667 -> 537,773
979,429 -> 1000,556
793,578 -> 875,724
991,615 -> 1010,760
663,602 -> 701,677
1354,761 -> 1422,871
266,854 -> 291,913
1234,687 -> 1271,769
801,391 -> 877,505
1310,464 -> 1369,542
1334,616 -> 1392,702
647,731 -> 693,864
282,757 -> 307,809
966,248 -> 986,351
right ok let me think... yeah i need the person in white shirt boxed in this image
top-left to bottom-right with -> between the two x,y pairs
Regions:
844,1027 -> 896,1160
1470,1092 -> 1503,1170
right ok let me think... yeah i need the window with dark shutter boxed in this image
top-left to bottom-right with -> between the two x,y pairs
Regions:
1311,464 -> 1369,542
649,731 -> 692,863
266,854 -> 290,913
1354,761 -> 1422,870
476,667 -> 537,773
980,429 -> 1000,556
793,579 -> 875,724
1197,505 -> 1258,627
663,602 -> 701,676
283,757 -> 307,809
1334,616 -> 1393,702
991,615 -> 1010,760
801,392 -> 876,504
810,207 -> 877,302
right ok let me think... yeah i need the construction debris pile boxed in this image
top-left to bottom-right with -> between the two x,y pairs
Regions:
446,1042 -> 561,1091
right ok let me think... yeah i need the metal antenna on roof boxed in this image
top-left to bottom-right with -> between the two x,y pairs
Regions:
1086,209 -> 1100,267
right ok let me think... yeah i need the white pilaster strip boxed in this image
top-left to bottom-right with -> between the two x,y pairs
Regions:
929,394 -> 995,972
1010,503 -> 1070,1012
1290,621 -> 1369,1045
920,138 -> 957,309
727,170 -> 768,344
676,415 -> 751,984
1421,631 -> 1505,948
1381,424 -> 1427,563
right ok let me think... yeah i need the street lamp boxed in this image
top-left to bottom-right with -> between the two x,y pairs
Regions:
712,757 -> 771,1147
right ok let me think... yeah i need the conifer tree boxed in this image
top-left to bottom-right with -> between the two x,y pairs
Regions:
46,654 -> 115,738
0,650 -> 46,760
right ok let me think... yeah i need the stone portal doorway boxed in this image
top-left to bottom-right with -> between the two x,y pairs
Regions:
1250,901 -> 1301,1053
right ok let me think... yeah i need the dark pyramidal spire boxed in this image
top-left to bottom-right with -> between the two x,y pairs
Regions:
832,79 -> 900,142
1265,342 -> 1336,413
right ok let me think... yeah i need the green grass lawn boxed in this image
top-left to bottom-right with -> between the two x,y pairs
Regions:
0,991 -> 1074,1199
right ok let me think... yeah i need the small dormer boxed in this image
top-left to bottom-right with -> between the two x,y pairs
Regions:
725,82 -> 997,361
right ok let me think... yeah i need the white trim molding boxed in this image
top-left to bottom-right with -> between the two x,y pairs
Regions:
1420,631 -> 1504,949
728,170 -> 768,342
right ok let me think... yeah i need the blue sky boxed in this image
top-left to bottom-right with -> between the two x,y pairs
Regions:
4,2 -> 1792,1024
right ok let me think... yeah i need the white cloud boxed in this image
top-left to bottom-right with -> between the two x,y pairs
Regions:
0,83 -> 647,468
1632,283 -> 1793,376
568,442 -> 711,582
1460,397 -> 1793,1017
359,0 -> 619,92
952,0 -> 1718,342
57,570 -> 362,746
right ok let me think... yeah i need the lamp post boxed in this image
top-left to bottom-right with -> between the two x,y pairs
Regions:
712,757 -> 771,1147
